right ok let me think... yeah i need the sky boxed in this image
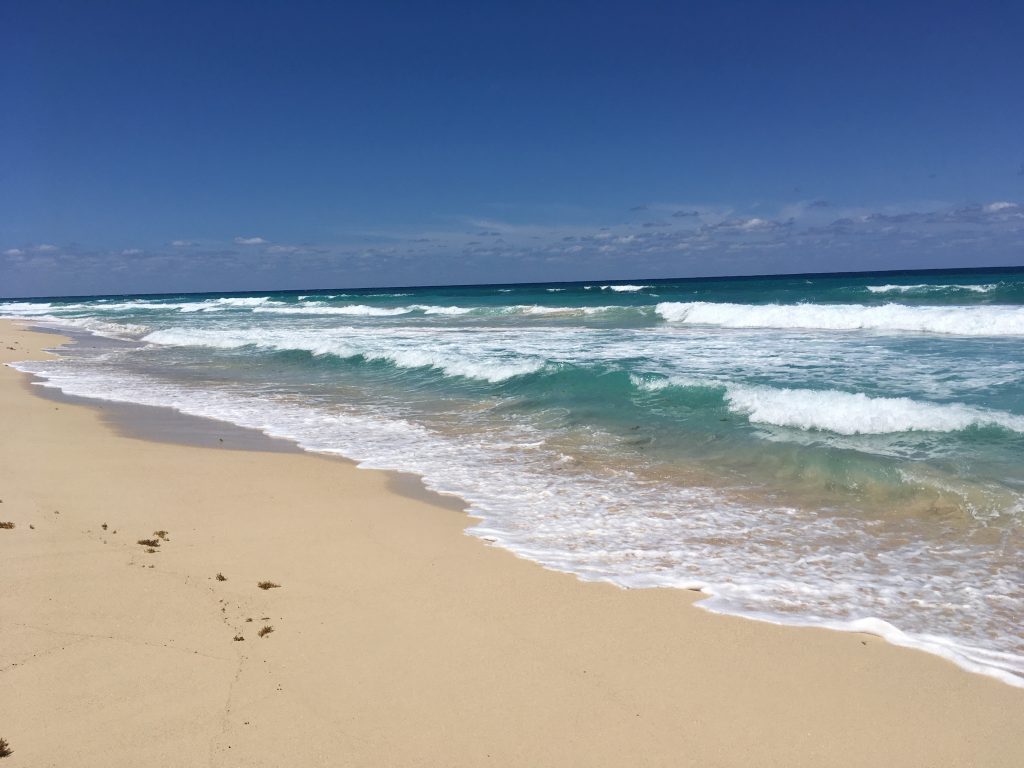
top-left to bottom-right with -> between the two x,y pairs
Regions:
1,0 -> 1022,297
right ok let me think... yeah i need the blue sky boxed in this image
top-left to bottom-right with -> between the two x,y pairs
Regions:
2,0 -> 1022,296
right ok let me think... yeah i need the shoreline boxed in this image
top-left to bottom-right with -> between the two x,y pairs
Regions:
22,361 -> 468,515
15,321 -> 1024,688
2,319 -> 1023,766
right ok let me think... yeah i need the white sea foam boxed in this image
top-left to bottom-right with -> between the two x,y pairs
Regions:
253,303 -> 607,318
1,301 -> 62,314
0,296 -> 289,315
631,375 -> 1024,435
408,304 -> 475,315
866,283 -> 999,294
205,296 -> 275,307
255,304 -> 413,316
602,284 -> 649,292
4,314 -> 150,339
12,299 -> 1022,405
656,301 -> 1024,336
295,293 -> 410,300
723,385 -> 1024,435
141,326 -> 545,382
12,356 -> 1023,688
514,304 -> 583,316
176,296 -> 283,312
256,303 -> 574,317
1,300 -> 160,315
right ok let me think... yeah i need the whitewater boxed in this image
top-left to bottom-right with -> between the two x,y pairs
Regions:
3,267 -> 1023,686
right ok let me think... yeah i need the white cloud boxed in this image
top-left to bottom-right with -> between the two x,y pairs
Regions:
121,248 -> 143,256
34,243 -> 58,252
234,236 -> 268,245
984,201 -> 1018,212
3,248 -> 24,256
170,239 -> 196,247
740,217 -> 769,230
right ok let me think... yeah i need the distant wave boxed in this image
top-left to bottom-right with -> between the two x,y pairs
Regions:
412,304 -> 475,315
655,301 -> 1024,336
11,314 -> 151,340
601,284 -> 649,292
141,327 -> 545,382
1,296 -> 285,314
296,293 -> 412,299
176,297 -> 287,312
866,283 -> 1000,294
254,303 -> 626,318
0,300 -> 163,315
254,304 -> 413,316
2,298 -> 642,324
513,304 -> 622,316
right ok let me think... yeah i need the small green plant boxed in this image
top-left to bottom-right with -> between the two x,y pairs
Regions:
258,625 -> 274,638
137,538 -> 159,547
0,522 -> 14,530
146,548 -> 157,554
101,523 -> 108,530
257,581 -> 280,590
153,530 -> 169,540
233,634 -> 245,642
216,572 -> 227,581
0,737 -> 12,758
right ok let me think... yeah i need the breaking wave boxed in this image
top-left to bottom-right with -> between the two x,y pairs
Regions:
631,376 -> 1024,435
723,385 -> 1024,435
866,283 -> 999,295
655,301 -> 1024,336
601,284 -> 649,292
141,326 -> 545,382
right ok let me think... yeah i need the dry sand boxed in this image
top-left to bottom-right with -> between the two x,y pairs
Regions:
1,319 -> 1022,767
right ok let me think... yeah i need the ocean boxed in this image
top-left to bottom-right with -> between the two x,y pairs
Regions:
3,267 -> 1023,686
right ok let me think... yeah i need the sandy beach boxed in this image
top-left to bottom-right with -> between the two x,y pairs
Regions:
1,319 -> 1022,767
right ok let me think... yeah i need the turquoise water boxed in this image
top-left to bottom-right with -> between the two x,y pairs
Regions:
4,267 -> 1023,685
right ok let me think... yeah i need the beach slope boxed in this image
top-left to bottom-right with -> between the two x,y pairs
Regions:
1,320 -> 1021,767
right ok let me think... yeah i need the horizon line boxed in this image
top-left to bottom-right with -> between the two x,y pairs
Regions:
3,263 -> 1022,302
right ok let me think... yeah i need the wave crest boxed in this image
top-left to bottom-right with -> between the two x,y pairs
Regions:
141,327 -> 544,382
655,301 -> 1024,336
724,385 -> 1024,435
866,283 -> 999,294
